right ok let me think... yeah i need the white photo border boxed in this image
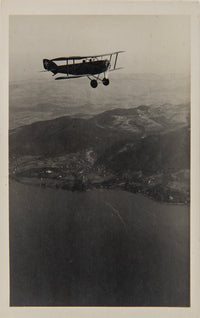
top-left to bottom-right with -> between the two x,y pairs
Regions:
0,1 -> 200,317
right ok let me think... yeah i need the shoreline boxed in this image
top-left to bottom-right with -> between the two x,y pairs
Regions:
10,175 -> 189,206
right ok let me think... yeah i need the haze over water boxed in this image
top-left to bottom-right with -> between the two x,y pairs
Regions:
9,73 -> 190,129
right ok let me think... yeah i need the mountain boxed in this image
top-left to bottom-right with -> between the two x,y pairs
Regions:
9,115 -> 135,157
98,126 -> 190,175
91,103 -> 189,135
9,104 -> 190,204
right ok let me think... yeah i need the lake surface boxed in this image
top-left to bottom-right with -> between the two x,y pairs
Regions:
9,180 -> 190,306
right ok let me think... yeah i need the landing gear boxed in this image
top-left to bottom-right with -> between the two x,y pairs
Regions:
90,79 -> 98,88
102,78 -> 110,86
89,77 -> 110,88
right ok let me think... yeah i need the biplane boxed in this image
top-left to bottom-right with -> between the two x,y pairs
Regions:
43,51 -> 124,88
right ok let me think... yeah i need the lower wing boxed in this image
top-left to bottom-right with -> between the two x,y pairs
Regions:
109,67 -> 124,72
55,75 -> 86,80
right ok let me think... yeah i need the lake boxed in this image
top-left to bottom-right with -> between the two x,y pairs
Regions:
9,180 -> 190,306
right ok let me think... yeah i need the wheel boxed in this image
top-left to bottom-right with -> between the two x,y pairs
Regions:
102,78 -> 110,86
90,79 -> 98,88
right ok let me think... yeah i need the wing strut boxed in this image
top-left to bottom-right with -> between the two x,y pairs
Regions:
113,52 -> 119,70
66,59 -> 68,76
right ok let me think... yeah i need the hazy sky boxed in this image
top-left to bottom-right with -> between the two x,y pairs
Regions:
9,15 -> 190,81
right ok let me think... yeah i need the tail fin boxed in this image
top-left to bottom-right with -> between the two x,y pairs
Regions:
43,59 -> 58,74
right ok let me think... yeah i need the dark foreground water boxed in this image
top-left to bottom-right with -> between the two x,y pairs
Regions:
9,180 -> 190,306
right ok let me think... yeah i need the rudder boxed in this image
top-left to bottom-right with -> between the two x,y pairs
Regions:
43,59 -> 58,74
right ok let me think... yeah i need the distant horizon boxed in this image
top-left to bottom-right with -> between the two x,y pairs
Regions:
9,70 -> 190,130
9,71 -> 190,83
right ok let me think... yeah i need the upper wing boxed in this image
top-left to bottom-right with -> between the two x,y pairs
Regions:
85,51 -> 125,59
51,51 -> 125,62
52,57 -> 86,61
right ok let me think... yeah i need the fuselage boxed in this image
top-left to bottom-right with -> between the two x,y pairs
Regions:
43,59 -> 110,76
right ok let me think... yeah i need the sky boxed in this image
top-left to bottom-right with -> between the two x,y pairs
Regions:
9,15 -> 190,81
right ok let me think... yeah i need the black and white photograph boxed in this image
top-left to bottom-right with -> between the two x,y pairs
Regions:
8,14 -> 191,307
